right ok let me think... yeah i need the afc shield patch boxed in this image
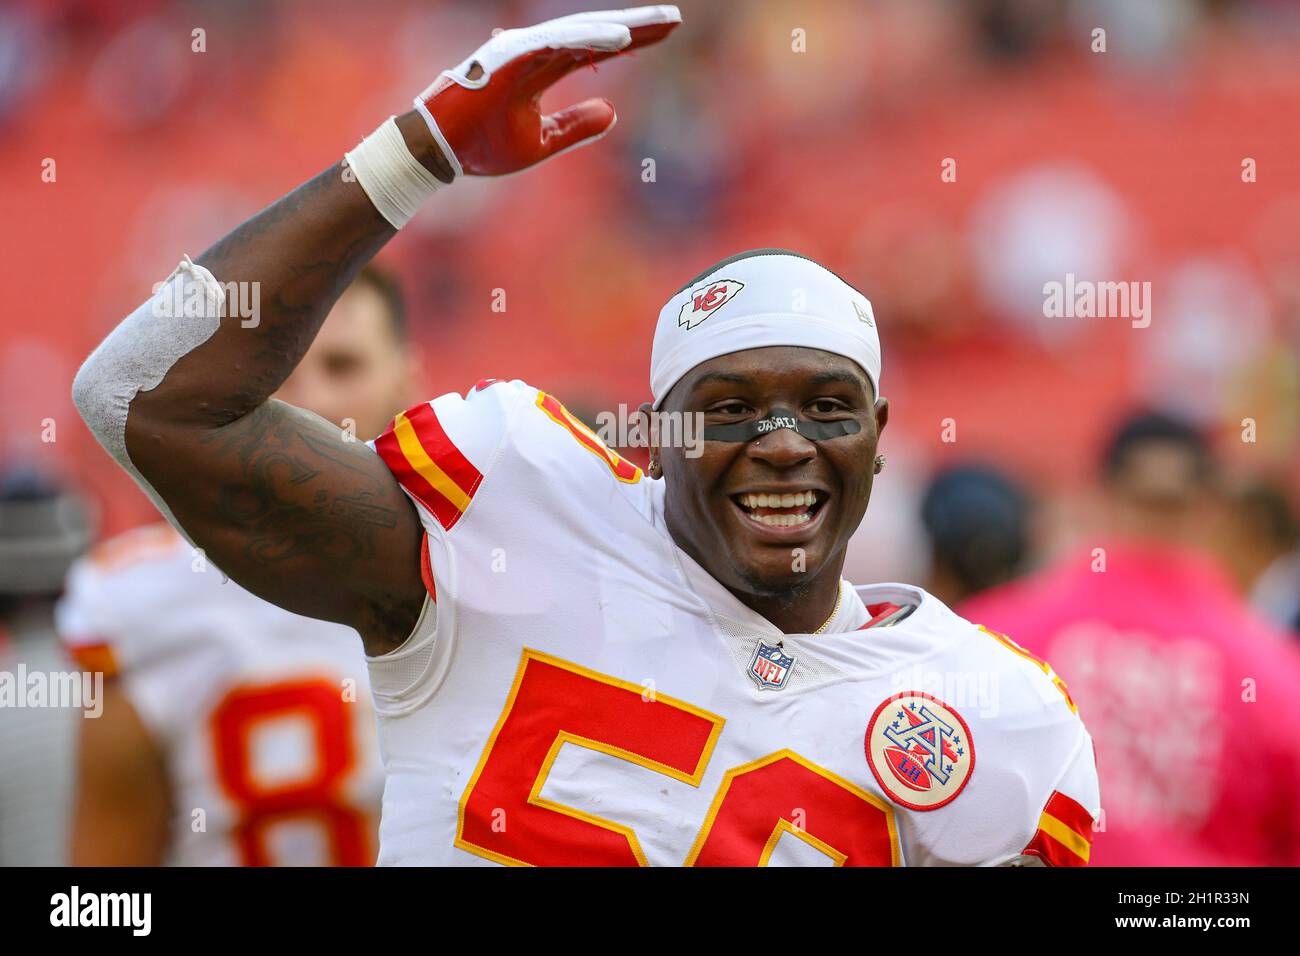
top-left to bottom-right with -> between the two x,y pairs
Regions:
865,692 -> 974,811
748,640 -> 795,691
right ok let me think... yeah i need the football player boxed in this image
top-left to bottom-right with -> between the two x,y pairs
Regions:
71,6 -> 1099,866
59,266 -> 418,865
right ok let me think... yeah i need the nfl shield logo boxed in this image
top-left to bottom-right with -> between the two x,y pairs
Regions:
748,641 -> 795,691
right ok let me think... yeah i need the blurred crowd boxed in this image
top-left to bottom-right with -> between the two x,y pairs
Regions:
2,0 -> 1300,866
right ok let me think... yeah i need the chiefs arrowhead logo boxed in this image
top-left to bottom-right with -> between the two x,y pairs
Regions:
678,279 -> 744,330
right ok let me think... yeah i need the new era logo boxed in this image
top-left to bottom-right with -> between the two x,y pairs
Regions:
679,279 -> 744,330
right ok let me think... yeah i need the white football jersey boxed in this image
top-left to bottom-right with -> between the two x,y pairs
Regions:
57,524 -> 383,866
367,379 -> 1100,867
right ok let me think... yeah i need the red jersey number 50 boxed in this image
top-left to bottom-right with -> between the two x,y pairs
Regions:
456,650 -> 900,866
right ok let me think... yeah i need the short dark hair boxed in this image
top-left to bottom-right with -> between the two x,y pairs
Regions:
1100,410 -> 1213,484
921,464 -> 1030,594
351,264 -> 407,342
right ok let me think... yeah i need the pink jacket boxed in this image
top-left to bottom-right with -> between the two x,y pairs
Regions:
960,540 -> 1300,866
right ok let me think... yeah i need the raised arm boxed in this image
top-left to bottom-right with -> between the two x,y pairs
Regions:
72,7 -> 681,654
117,119 -> 436,654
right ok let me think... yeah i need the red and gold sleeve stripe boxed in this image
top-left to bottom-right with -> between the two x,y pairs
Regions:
1022,790 -> 1095,866
375,403 -> 483,531
979,625 -> 1077,713
65,640 -> 120,679
535,392 -> 641,484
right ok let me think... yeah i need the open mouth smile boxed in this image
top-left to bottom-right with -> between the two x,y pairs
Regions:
730,489 -> 830,534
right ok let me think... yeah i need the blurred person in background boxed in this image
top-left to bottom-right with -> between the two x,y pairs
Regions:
920,463 -> 1032,606
960,410 -> 1300,865
0,466 -> 93,865
56,266 -> 419,866
1226,479 -> 1300,641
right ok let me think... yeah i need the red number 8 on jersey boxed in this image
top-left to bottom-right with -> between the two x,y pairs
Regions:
212,678 -> 374,866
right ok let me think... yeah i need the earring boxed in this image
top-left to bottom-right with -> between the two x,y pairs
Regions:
873,454 -> 886,474
648,459 -> 663,479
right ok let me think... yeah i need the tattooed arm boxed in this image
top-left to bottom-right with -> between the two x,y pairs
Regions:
123,113 -> 449,654
95,11 -> 678,653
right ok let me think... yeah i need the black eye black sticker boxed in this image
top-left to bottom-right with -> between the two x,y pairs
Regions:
702,407 -> 861,443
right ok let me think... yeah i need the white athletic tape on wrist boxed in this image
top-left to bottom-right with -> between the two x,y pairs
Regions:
71,256 -> 225,544
344,116 -> 444,230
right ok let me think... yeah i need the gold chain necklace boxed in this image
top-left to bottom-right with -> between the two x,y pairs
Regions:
812,581 -> 844,635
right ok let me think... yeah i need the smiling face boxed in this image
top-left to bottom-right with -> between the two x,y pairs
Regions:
654,345 -> 888,601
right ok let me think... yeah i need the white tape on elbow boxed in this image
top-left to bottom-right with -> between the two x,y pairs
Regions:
72,256 -> 225,534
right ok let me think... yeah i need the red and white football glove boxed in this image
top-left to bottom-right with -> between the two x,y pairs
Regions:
414,6 -> 682,178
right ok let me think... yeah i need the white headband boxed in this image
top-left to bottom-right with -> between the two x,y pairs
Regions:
649,250 -> 881,409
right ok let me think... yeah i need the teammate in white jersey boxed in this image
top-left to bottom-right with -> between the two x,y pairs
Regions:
59,267 -> 419,865
70,7 -> 1100,866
